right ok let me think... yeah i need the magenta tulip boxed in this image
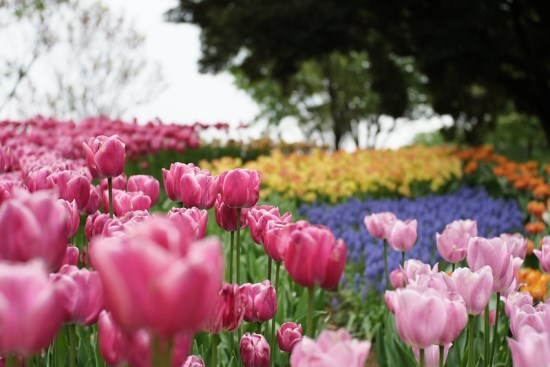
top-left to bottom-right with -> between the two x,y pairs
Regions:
62,246 -> 80,267
83,135 -> 126,178
100,173 -> 127,192
179,170 -> 219,209
0,261 -> 65,355
386,219 -> 417,252
214,194 -> 249,231
85,211 -> 110,241
127,175 -> 160,206
82,184 -> 101,214
91,217 -> 224,336
248,206 -> 292,246
203,283 -> 247,333
363,212 -> 396,240
282,223 -> 347,290
167,207 -> 208,239
240,333 -> 270,367
47,170 -> 91,210
100,209 -> 152,238
219,169 -> 261,208
58,199 -> 80,238
277,322 -> 303,353
263,220 -> 293,262
451,266 -> 493,315
240,280 -> 278,322
162,163 -> 200,202
436,219 -> 477,263
105,189 -> 151,216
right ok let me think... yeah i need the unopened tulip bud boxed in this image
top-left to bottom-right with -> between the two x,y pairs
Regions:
240,333 -> 270,367
83,135 -> 126,179
277,322 -> 302,353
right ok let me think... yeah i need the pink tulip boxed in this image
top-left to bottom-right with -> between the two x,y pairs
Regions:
509,303 -> 549,338
277,322 -> 303,353
240,280 -> 278,322
390,268 -> 406,289
91,218 -> 224,336
402,260 -> 439,284
83,135 -> 126,178
179,170 -> 219,209
47,170 -> 91,210
263,220 -> 292,262
100,210 -> 152,238
501,233 -> 528,259
451,266 -> 493,315
0,190 -> 69,271
162,163 -> 200,202
467,236 -> 523,293
167,207 -> 208,239
386,219 -> 417,252
58,199 -> 80,238
436,219 -> 477,263
81,184 -> 101,214
219,169 -> 261,208
100,173 -> 127,192
290,329 -> 371,367
248,206 -> 292,246
127,175 -> 160,206
534,240 -> 550,273
214,194 -> 249,231
62,246 -> 80,267
508,328 -> 550,367
283,222 -> 347,290
240,333 -> 270,367
50,265 -> 104,325
85,211 -> 110,241
0,261 -> 65,355
182,356 -> 205,367
504,291 -> 533,318
436,296 -> 468,345
106,189 -> 152,216
413,344 -> 451,367
203,283 -> 247,333
364,212 -> 396,240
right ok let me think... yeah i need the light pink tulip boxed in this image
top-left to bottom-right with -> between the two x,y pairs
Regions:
504,291 -> 533,318
203,283 -> 247,333
451,266 -> 494,315
436,219 -> 477,263
534,240 -> 550,273
390,268 -> 406,289
0,261 -> 65,355
386,219 -> 417,252
282,222 -> 347,290
219,169 -> 261,208
402,260 -> 439,284
240,280 -> 278,322
277,322 -> 303,353
509,303 -> 549,338
91,218 -> 224,336
413,344 -> 451,367
508,328 -> 550,367
167,207 -> 208,239
501,233 -> 528,259
182,356 -> 205,367
162,163 -> 200,202
363,212 -> 396,240
240,333 -> 270,367
83,135 -> 126,179
127,175 -> 160,206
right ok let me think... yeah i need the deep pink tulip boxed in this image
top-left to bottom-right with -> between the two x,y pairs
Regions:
263,220 -> 294,262
290,329 -> 371,367
501,233 -> 528,259
167,207 -> 208,239
219,169 -> 261,208
214,194 -> 249,231
451,266 -> 494,315
179,170 -> 219,209
58,199 -> 80,238
25,166 -> 53,192
505,291 -> 533,318
363,212 -> 396,240
82,184 -> 101,214
413,344 -> 450,367
436,219 -> 477,263
107,189 -> 152,217
0,190 -> 69,271
248,206 -> 292,246
83,135 -> 126,179
47,170 -> 91,210
0,261 -> 65,355
100,210 -> 152,238
162,163 -> 200,202
277,322 -> 303,353
240,333 -> 270,367
386,219 -> 417,252
534,240 -> 550,273
85,211 -> 110,241
240,280 -> 278,322
467,236 -> 523,293
203,283 -> 247,333
282,223 -> 347,290
127,175 -> 160,206
50,265 -> 104,325
91,218 -> 224,336
62,246 -> 80,267
508,328 -> 550,367
182,356 -> 205,367
100,173 -> 127,192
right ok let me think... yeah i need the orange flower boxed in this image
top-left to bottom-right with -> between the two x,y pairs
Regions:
464,160 -> 478,174
514,178 -> 530,190
527,201 -> 546,219
492,166 -> 507,177
527,239 -> 534,255
533,184 -> 550,198
525,221 -> 545,234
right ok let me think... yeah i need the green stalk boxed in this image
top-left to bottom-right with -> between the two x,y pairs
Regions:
211,334 -> 219,367
25,355 -> 34,367
163,338 -> 173,367
439,344 -> 445,367
68,324 -> 77,367
419,348 -> 425,367
307,286 -> 315,337
107,177 -> 113,218
401,251 -> 405,267
270,261 -> 281,367
488,293 -> 501,367
451,263 -> 456,272
6,355 -> 17,367
268,256 -> 272,281
236,208 -> 241,284
230,231 -> 235,283
484,304 -> 490,367
383,240 -> 389,289
152,335 -> 162,367
468,315 -> 476,367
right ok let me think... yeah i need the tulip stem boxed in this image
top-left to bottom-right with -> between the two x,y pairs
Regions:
211,334 -> 219,367
270,261 -> 281,367
236,208 -> 241,284
107,177 -> 113,218
451,263 -> 456,272
468,315 -> 475,367
419,348 -> 425,367
307,286 -> 314,337
268,256 -> 272,281
6,355 -> 17,367
439,344 -> 444,367
488,293 -> 501,367
383,240 -> 390,289
401,251 -> 405,268
230,231 -> 235,283
68,324 -> 77,367
152,335 -> 162,367
484,304 -> 490,367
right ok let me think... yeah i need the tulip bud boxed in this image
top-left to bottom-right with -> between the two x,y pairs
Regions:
47,170 -> 91,210
127,175 -> 160,206
82,135 -> 126,179
240,333 -> 270,367
214,194 -> 249,231
386,219 -> 417,252
58,199 -> 80,238
436,219 -> 477,263
62,246 -> 80,267
219,169 -> 261,208
240,280 -> 277,322
179,169 -> 219,209
167,207 -> 208,239
277,322 -> 302,352
451,266 -> 493,315
364,212 -> 396,240
162,163 -> 200,202
203,283 -> 247,333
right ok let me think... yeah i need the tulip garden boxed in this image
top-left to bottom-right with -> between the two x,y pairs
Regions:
1,116 -> 550,367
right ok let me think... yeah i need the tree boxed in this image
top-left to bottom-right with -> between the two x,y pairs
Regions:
0,0 -> 165,119
166,0 -> 550,146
